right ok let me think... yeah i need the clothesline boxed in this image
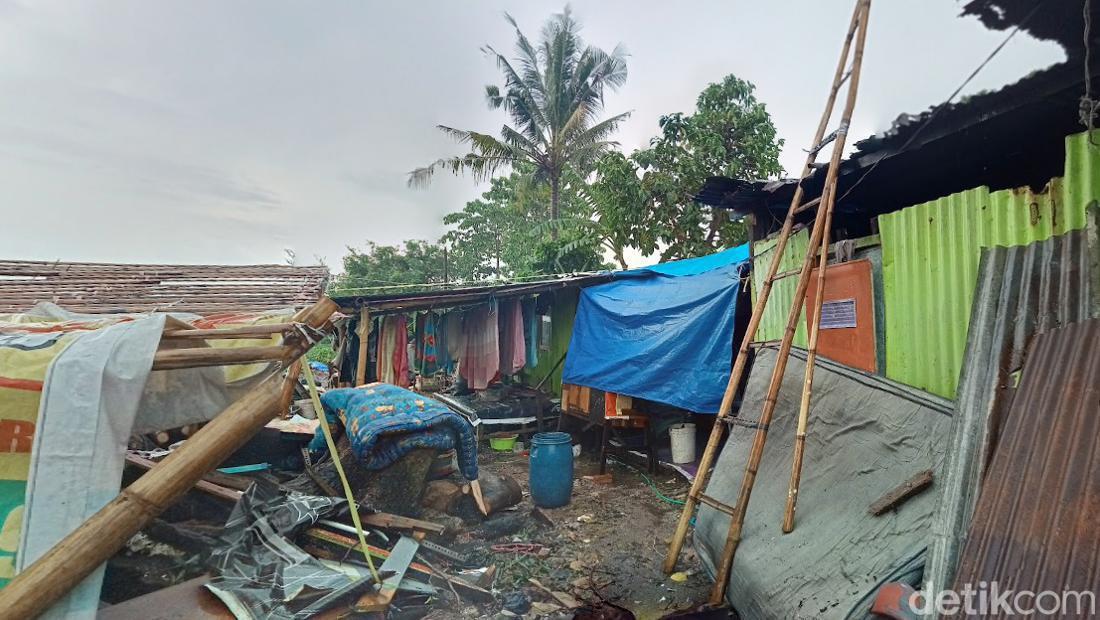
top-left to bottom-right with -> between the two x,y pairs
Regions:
351,296 -> 544,392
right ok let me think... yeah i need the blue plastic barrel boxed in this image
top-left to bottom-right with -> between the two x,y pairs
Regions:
529,432 -> 574,508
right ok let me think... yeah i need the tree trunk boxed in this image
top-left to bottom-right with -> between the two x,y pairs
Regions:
615,247 -> 628,270
550,174 -> 560,240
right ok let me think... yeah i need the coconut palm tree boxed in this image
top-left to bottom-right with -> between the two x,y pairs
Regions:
408,7 -> 630,225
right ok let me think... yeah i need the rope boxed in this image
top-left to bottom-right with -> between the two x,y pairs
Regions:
301,360 -> 381,583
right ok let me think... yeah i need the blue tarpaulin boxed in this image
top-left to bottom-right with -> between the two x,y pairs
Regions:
562,245 -> 750,414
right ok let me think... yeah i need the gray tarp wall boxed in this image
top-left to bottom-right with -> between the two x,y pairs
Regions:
695,347 -> 953,619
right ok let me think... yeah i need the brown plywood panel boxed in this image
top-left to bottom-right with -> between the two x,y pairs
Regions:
805,259 -> 876,372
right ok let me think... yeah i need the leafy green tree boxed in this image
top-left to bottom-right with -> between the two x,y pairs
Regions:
330,240 -> 448,295
408,7 -> 630,228
591,75 -> 784,260
443,170 -> 609,278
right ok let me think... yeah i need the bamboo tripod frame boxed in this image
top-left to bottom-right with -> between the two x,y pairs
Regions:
662,0 -> 871,607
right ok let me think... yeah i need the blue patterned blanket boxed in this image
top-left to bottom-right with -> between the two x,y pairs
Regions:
308,384 -> 479,480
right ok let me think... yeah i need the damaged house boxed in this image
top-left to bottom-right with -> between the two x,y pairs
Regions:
684,0 -> 1100,617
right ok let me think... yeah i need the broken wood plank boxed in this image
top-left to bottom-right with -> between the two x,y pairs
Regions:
869,469 -> 934,516
125,454 -> 243,502
304,528 -> 494,604
355,536 -> 419,612
359,511 -> 446,535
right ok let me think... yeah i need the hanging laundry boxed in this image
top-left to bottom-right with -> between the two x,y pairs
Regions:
443,311 -> 464,375
376,316 -> 396,384
392,314 -> 410,388
421,312 -> 440,375
498,299 -> 526,375
413,313 -> 426,372
522,297 -> 539,369
376,315 -> 411,387
435,311 -> 452,373
461,302 -> 500,390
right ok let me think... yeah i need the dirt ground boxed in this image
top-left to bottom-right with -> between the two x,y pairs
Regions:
435,442 -> 714,619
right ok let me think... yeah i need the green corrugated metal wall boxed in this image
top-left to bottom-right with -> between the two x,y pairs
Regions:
520,288 -> 579,396
751,228 -> 810,346
880,132 -> 1100,398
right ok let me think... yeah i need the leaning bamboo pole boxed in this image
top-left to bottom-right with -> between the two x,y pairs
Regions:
0,297 -> 339,619
662,0 -> 866,576
706,0 -> 870,606
782,175 -> 840,533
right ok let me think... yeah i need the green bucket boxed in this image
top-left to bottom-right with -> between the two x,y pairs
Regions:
489,432 -> 518,452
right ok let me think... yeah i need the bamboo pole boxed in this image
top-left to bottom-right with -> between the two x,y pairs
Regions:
281,357 -> 303,413
0,298 -> 339,619
707,0 -> 870,606
161,323 -> 293,339
662,0 -> 866,576
152,344 -> 292,370
782,176 -> 839,534
355,307 -> 370,386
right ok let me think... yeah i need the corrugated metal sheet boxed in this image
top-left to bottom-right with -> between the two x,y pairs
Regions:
751,228 -> 809,347
925,222 -> 1098,599
879,131 -> 1100,397
952,317 -> 1100,602
520,288 -> 578,397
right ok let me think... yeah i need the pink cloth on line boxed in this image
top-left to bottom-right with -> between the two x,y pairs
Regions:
376,314 -> 410,387
498,299 -> 526,375
461,302 -> 500,390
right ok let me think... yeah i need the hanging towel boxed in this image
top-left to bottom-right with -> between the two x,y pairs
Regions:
498,299 -> 526,375
522,297 -> 539,368
461,302 -> 500,389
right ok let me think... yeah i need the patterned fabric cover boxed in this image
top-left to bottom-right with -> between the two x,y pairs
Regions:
307,384 -> 479,480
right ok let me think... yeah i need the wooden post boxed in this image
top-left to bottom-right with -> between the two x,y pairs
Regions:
662,0 -> 867,577
355,307 -> 370,387
281,357 -> 303,413
0,298 -> 339,620
706,1 -> 871,606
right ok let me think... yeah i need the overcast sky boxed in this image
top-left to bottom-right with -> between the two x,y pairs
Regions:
0,1 -> 1064,270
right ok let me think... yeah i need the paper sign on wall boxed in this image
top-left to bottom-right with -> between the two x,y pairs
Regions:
819,298 -> 857,329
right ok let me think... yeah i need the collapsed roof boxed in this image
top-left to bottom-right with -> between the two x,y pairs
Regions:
697,0 -> 1100,237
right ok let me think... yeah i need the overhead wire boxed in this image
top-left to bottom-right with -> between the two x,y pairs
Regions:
834,0 -> 1046,205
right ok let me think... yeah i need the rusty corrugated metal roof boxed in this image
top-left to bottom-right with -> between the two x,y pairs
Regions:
952,317 -> 1100,603
0,260 -> 329,315
926,221 -> 1098,598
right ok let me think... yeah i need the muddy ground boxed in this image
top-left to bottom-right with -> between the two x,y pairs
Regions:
433,444 -> 714,619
